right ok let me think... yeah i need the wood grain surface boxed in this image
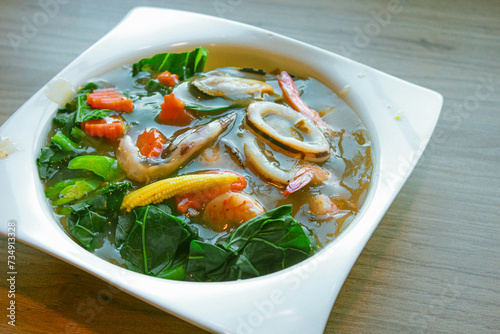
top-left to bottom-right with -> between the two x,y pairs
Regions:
1,0 -> 499,333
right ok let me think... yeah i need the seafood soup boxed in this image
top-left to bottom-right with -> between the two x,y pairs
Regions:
37,47 -> 372,282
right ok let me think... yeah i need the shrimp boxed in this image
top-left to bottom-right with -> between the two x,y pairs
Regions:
176,171 -> 246,214
202,192 -> 265,232
244,135 -> 330,197
277,71 -> 336,141
284,163 -> 331,197
308,194 -> 339,220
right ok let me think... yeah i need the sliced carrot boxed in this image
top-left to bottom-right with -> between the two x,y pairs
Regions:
158,93 -> 193,126
87,88 -> 134,113
176,171 -> 247,213
81,116 -> 124,139
157,70 -> 179,87
136,128 -> 167,159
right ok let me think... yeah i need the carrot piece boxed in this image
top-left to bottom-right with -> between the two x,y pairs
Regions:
158,93 -> 193,126
176,171 -> 247,213
136,128 -> 167,159
157,70 -> 180,87
87,88 -> 134,113
81,116 -> 124,139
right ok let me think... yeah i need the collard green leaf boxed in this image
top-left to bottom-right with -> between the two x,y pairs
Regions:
115,201 -> 173,248
221,205 -> 303,252
132,47 -> 208,80
186,205 -> 317,282
69,211 -> 107,249
53,110 -> 75,129
37,144 -> 78,180
117,205 -> 197,279
67,182 -> 129,249
187,241 -> 233,282
144,79 -> 169,95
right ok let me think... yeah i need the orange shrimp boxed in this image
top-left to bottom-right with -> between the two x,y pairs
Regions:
202,192 -> 265,231
308,194 -> 339,219
176,171 -> 246,214
284,163 -> 331,197
277,71 -> 332,134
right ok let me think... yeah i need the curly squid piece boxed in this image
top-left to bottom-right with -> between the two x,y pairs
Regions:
244,136 -> 330,195
246,101 -> 330,163
117,113 -> 236,183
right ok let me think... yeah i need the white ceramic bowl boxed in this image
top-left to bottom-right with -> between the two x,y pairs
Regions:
0,7 -> 442,334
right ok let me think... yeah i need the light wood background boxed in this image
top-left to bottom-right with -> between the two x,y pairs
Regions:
1,0 -> 499,333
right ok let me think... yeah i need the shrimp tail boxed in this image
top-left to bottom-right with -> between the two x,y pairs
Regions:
284,163 -> 331,197
277,71 -> 333,136
283,166 -> 315,197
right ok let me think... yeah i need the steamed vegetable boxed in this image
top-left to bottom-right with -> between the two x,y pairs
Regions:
51,131 -> 80,152
37,133 -> 79,180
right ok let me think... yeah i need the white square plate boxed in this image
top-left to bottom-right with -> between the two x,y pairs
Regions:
0,7 -> 442,334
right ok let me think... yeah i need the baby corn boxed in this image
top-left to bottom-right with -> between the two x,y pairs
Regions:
120,173 -> 240,212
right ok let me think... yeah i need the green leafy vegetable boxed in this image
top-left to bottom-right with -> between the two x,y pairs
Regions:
37,134 -> 80,180
186,205 -> 317,282
116,205 -> 197,280
51,131 -> 81,152
53,109 -> 76,129
67,182 -> 129,249
74,83 -> 112,123
144,79 -> 169,95
68,155 -> 125,182
132,47 -> 209,80
46,176 -> 103,206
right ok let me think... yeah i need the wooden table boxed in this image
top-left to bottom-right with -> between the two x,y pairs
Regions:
1,0 -> 499,333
